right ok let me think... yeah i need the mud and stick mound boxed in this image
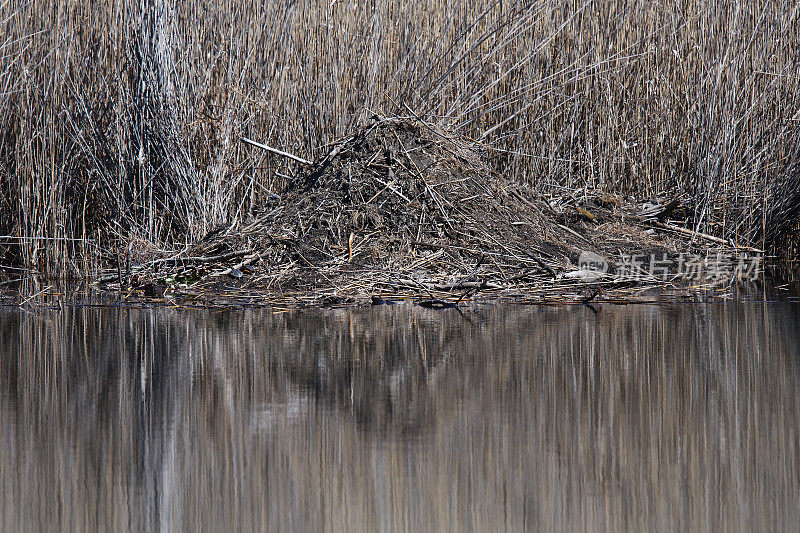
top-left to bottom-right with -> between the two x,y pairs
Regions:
109,117 -> 755,306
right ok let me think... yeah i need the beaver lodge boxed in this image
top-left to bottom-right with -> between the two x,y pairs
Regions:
99,117 -> 763,308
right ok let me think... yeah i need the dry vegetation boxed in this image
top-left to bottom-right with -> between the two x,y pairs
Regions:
1,0 -> 799,278
87,116 -> 763,308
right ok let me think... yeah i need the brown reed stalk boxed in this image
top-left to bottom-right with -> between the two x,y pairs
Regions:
0,0 -> 798,275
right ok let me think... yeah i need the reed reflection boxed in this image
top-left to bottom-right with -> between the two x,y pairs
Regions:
1,302 -> 799,530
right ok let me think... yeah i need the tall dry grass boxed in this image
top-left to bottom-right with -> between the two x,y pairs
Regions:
1,0 -> 799,275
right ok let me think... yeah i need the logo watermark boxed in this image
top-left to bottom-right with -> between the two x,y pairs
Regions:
578,251 -> 609,274
575,250 -> 762,283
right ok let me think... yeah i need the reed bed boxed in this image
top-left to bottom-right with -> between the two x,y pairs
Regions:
1,0 -> 798,280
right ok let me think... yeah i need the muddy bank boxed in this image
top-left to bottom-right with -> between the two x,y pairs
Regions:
97,117 -> 764,308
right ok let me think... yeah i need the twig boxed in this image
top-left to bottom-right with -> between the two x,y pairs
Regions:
208,253 -> 262,278
241,137 -> 312,166
150,249 -> 253,265
651,221 -> 763,253
555,223 -> 593,245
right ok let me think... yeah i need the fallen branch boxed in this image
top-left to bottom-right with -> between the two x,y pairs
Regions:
651,222 -> 763,253
148,249 -> 253,266
208,253 -> 262,278
395,278 -> 504,291
241,137 -> 312,166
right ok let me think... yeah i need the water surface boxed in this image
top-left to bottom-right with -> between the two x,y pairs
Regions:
1,302 -> 799,530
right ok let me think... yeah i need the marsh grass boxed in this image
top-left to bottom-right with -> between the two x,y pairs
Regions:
1,0 -> 798,276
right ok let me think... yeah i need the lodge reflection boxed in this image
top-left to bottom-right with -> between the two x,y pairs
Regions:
1,302 -> 799,530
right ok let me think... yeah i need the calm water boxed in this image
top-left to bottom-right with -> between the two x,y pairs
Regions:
1,301 -> 800,531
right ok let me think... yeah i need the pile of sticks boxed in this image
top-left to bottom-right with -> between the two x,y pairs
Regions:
98,117 -> 763,307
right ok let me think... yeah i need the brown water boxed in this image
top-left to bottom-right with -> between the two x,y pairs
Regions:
1,301 -> 799,531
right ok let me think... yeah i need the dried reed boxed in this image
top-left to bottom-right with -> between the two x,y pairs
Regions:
1,0 -> 798,277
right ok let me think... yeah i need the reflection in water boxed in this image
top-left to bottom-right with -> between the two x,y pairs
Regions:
1,302 -> 799,530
